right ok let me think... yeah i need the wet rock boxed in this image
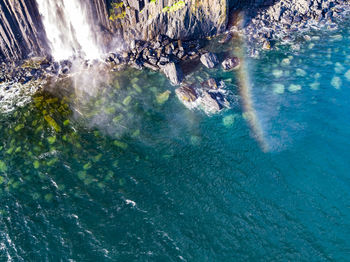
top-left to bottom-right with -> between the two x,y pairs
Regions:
201,78 -> 219,90
262,40 -> 271,50
143,62 -> 159,71
147,56 -> 158,66
175,85 -> 198,104
201,91 -> 222,114
158,56 -> 170,65
161,62 -> 184,86
222,57 -> 240,71
200,52 -> 219,69
219,33 -> 233,44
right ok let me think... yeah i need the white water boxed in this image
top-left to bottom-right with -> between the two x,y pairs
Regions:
36,0 -> 103,61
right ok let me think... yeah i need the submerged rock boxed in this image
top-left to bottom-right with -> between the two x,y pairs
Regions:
200,52 -> 219,69
156,90 -> 171,105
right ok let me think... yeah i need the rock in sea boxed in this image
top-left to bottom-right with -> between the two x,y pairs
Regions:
175,85 -> 198,104
161,62 -> 184,86
200,91 -> 222,114
200,52 -> 219,69
221,57 -> 240,71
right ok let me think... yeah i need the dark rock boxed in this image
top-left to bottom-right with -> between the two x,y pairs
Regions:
177,50 -> 186,59
200,52 -> 219,69
221,57 -> 240,71
159,56 -> 170,65
178,40 -> 184,51
148,56 -> 158,66
61,67 -> 70,75
201,78 -> 219,90
218,33 -> 233,44
164,45 -> 173,55
161,62 -> 184,86
189,54 -> 200,60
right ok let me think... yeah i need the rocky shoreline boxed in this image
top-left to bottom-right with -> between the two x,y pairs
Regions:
241,0 -> 350,55
1,0 -> 350,114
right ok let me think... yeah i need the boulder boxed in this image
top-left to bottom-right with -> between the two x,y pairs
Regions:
221,57 -> 240,71
175,85 -> 198,103
200,52 -> 219,68
200,91 -> 222,114
201,78 -> 219,90
161,62 -> 184,86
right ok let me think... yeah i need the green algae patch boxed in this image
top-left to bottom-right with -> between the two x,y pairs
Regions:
83,162 -> 92,170
33,160 -> 40,169
0,161 -> 7,173
113,140 -> 128,149
223,114 -> 236,127
113,114 -> 123,124
132,129 -> 140,138
14,124 -> 25,132
78,171 -> 87,180
44,193 -> 53,202
93,154 -> 103,162
44,115 -> 61,132
46,158 -> 58,167
156,90 -> 171,105
47,136 -> 56,144
123,96 -> 132,106
163,1 -> 186,13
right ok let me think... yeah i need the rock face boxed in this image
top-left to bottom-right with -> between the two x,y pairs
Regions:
0,0 -> 49,62
108,0 -> 229,42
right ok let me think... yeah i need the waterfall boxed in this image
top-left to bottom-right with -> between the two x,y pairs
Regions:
36,0 -> 103,61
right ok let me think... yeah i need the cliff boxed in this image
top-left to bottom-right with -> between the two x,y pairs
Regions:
108,0 -> 229,41
2,0 -> 343,63
0,0 -> 48,62
0,0 -> 235,62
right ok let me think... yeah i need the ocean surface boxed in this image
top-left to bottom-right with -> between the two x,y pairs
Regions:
0,20 -> 350,261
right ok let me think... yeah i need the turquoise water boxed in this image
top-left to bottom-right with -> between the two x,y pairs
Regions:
1,22 -> 350,261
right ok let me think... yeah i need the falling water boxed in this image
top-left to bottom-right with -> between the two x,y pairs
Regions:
36,0 -> 103,61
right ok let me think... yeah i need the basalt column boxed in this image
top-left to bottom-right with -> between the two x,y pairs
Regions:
0,0 -> 49,62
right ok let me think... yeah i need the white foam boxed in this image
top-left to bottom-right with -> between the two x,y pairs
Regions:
0,81 -> 42,113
